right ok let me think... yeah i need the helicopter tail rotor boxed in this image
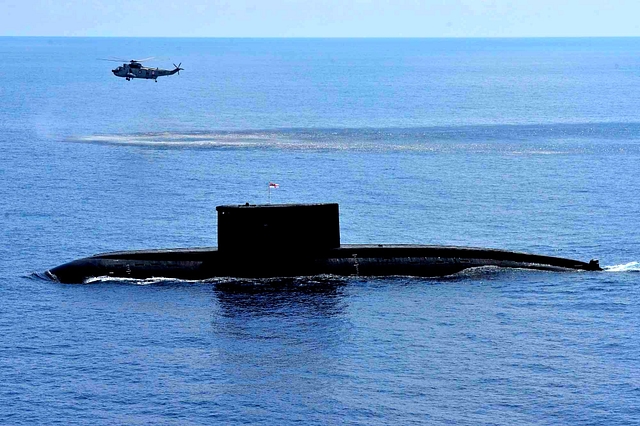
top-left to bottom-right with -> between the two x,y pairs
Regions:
173,63 -> 183,75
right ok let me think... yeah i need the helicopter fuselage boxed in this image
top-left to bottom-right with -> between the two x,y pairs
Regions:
111,63 -> 181,81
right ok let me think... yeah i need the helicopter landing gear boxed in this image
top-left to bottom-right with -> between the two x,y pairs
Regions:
126,77 -> 130,81
155,79 -> 157,83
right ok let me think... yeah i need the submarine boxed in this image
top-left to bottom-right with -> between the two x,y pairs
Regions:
47,203 -> 602,284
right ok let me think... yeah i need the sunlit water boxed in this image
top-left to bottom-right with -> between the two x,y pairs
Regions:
1,37 -> 640,425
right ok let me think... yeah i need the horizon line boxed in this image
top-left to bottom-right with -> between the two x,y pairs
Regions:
2,35 -> 640,39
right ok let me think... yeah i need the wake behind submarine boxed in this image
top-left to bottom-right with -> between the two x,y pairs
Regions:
47,203 -> 601,284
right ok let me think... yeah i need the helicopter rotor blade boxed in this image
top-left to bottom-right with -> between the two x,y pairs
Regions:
98,57 -> 155,63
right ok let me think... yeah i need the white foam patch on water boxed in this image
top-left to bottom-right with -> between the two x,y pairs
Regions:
82,275 -> 229,285
74,133 -> 357,150
69,131 -> 570,154
80,274 -> 351,286
78,133 -> 392,151
83,276 -> 177,285
604,261 -> 640,272
74,133 -> 276,149
509,150 -> 569,155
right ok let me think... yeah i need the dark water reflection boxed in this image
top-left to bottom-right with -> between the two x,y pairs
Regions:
213,277 -> 348,317
208,279 -> 353,422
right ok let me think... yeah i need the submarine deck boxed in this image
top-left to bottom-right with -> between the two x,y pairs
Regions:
90,244 -> 590,267
47,244 -> 601,284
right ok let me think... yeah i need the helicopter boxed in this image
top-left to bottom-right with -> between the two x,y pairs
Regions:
102,57 -> 183,82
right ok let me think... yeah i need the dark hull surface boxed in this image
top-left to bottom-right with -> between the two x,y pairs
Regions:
47,245 -> 601,284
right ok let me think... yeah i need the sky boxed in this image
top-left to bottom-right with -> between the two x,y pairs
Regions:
3,0 -> 640,37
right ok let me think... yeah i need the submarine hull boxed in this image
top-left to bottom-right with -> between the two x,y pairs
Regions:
46,203 -> 601,284
47,244 -> 601,284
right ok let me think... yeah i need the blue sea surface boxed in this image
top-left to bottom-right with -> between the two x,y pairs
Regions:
1,37 -> 640,424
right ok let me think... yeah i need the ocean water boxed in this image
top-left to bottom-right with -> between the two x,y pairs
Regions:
1,37 -> 640,424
